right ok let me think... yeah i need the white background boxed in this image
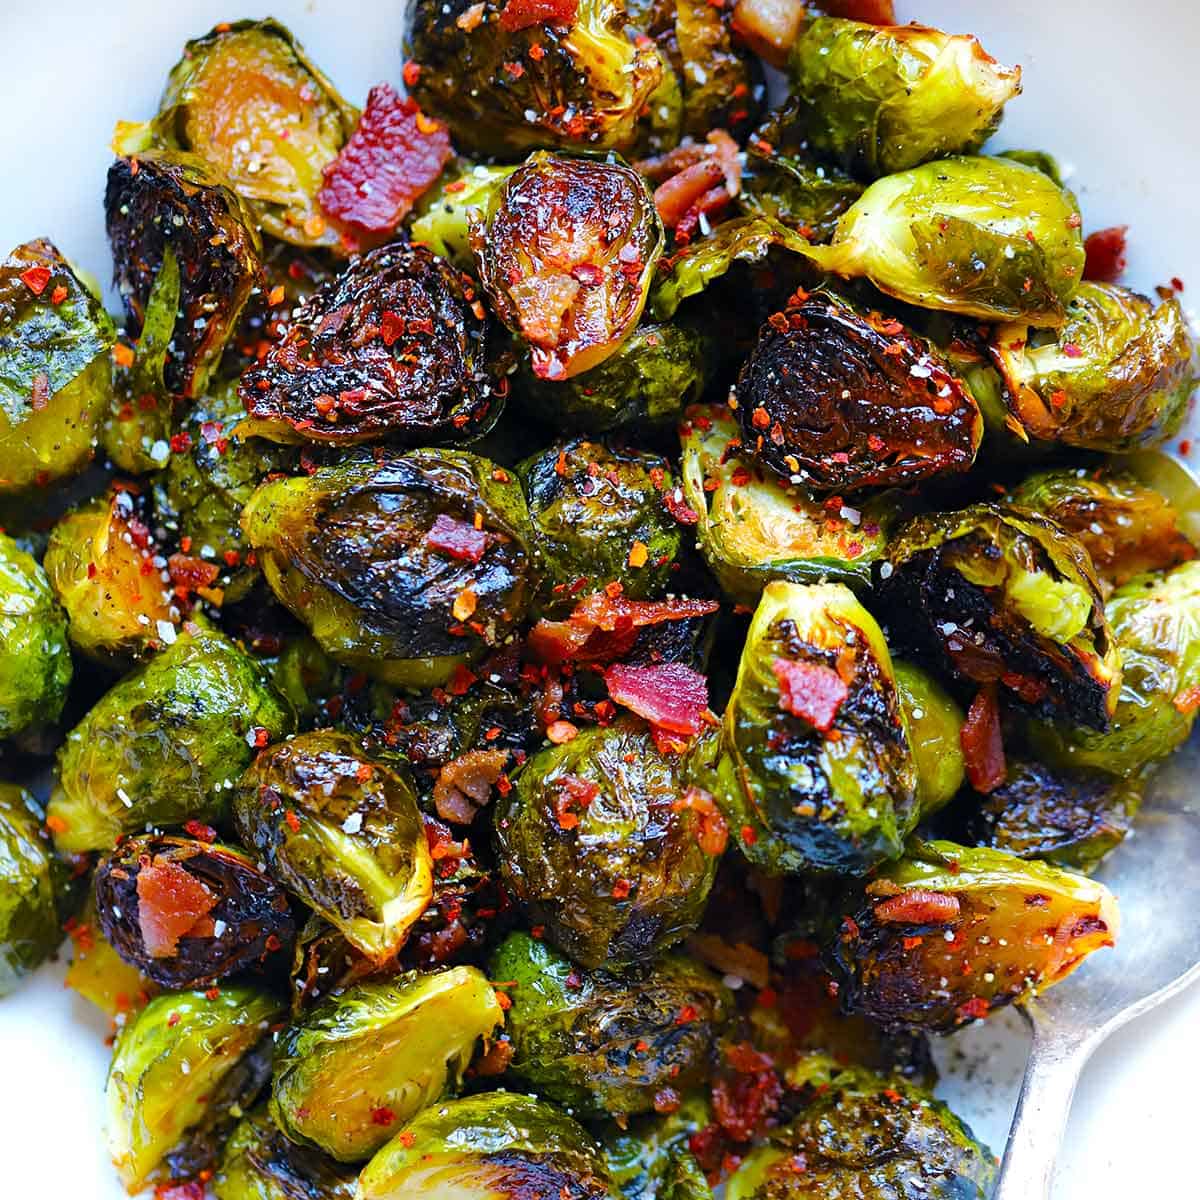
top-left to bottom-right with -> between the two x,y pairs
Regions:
0,1 -> 1197,1196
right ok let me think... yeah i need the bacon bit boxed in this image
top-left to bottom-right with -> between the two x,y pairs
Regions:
612,878 -> 632,899
1083,226 -> 1128,282
628,540 -> 649,569
452,587 -> 478,621
434,748 -> 508,824
499,0 -> 578,31
318,83 -> 452,236
605,662 -> 709,735
772,658 -> 848,733
956,996 -> 991,1022
546,719 -> 579,744
136,859 -> 218,958
426,513 -> 488,563
1172,684 -> 1200,714
49,284 -> 69,305
874,889 -> 961,925
19,265 -> 52,296
653,158 -> 726,229
663,489 -> 700,526
731,0 -> 809,68
821,0 -> 895,19
961,685 -> 1006,793
378,309 -> 410,344
370,1106 -> 396,1126
672,787 -> 730,857
112,342 -> 135,369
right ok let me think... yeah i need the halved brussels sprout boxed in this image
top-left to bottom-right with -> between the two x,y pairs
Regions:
94,834 -> 296,988
879,504 -> 1120,730
0,238 -> 113,494
271,968 -> 504,1161
726,1062 -> 996,1199
408,0 -> 662,157
47,623 -> 294,854
106,986 -> 284,1193
495,717 -> 720,968
491,930 -> 730,1117
239,243 -> 503,446
519,438 -> 681,610
241,449 -> 537,687
679,402 -> 893,603
215,1107 -> 357,1200
357,1092 -> 616,1199
65,896 -> 157,1018
0,533 -> 71,737
894,660 -> 965,818
734,290 -> 982,491
472,151 -> 663,380
408,161 -> 517,271
234,730 -> 432,961
105,150 -> 263,399
991,282 -> 1195,451
805,156 -> 1085,325
784,18 -> 1020,178
830,840 -> 1118,1031
706,580 -> 918,875
0,784 -> 62,997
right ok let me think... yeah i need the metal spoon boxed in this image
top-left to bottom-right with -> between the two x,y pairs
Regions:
993,735 -> 1200,1198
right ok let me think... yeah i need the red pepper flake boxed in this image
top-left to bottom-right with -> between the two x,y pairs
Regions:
452,587 -> 478,621
426,513 -> 488,563
528,42 -> 546,61
284,809 -> 302,834
183,820 -> 218,844
136,859 -> 217,958
169,431 -> 192,454
740,824 -> 757,846
499,0 -> 578,30
663,489 -> 700,526
902,935 -> 924,950
874,889 -> 961,925
956,996 -> 991,1023
960,685 -> 1006,793
605,662 -> 709,735
1061,342 -> 1084,359
397,1130 -> 417,1148
266,284 -> 286,307
674,1004 -> 698,1025
402,59 -> 422,88
370,1106 -> 396,1126
49,284 -> 69,305
30,372 -> 50,411
1172,684 -> 1200,714
772,658 -> 849,733
1083,226 -> 1128,282
112,343 -> 135,369
502,60 -> 525,78
19,265 -> 51,296
611,878 -> 631,899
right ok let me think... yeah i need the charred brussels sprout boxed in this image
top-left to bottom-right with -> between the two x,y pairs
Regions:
738,144 -> 865,243
707,581 -> 918,875
784,18 -> 1020,178
239,243 -> 502,446
105,986 -> 283,1193
0,533 -> 71,737
0,784 -> 62,997
472,151 -> 663,380
519,438 -> 680,609
806,156 -> 1085,325
830,840 -> 1118,1031
726,1063 -> 996,1199
408,0 -> 661,157
991,282 -> 1195,451
491,931 -> 730,1117
215,1107 -> 357,1200
47,624 -> 294,854
241,449 -> 536,687
233,731 -> 432,961
0,239 -> 113,494
679,402 -> 892,603
495,717 -> 719,968
409,162 -> 517,271
93,835 -> 296,988
106,150 -> 261,400
734,290 -> 981,492
600,1095 -> 713,1200
357,1092 -> 616,1199
271,968 -> 504,1161
894,660 -> 964,818
879,504 -> 1120,730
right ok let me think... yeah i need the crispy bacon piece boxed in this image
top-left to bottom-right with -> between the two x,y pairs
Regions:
772,658 -> 849,733
136,858 -> 218,958
498,0 -> 578,31
873,889 -> 962,925
961,684 -> 1006,793
1083,225 -> 1129,283
605,662 -> 709,734
820,0 -> 896,22
731,0 -> 808,68
425,513 -> 488,563
433,748 -> 508,824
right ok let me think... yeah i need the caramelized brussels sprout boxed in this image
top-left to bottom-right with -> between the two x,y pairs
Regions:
234,731 -> 432,961
357,1092 -> 616,1199
879,504 -> 1120,730
65,896 -> 157,1018
106,986 -> 284,1193
472,151 -> 663,380
894,660 -> 965,818
726,1062 -> 996,1199
734,290 -> 982,491
0,239 -> 113,494
271,968 -> 503,1161
600,1094 -> 713,1200
991,282 -> 1195,451
706,581 -> 918,875
408,0 -> 661,157
0,533 -> 71,737
784,18 -> 1020,178
215,1107 -> 357,1200
239,243 -> 502,446
105,150 -> 262,399
830,840 -> 1118,1031
409,161 -> 517,271
93,834 -> 296,988
495,717 -> 719,968
738,143 -> 865,242
491,931 -> 730,1117
0,784 -> 62,997
805,156 -> 1085,325
47,624 -> 294,854
679,402 -> 892,603
241,449 -> 537,687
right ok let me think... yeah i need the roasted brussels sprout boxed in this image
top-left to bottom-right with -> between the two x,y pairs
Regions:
215,1107 -> 357,1200
600,1094 -> 713,1200
93,834 -> 296,988
241,449 -> 537,687
879,504 -> 1120,730
239,243 -> 502,446
47,623 -> 294,854
234,731 -> 432,961
706,581 -> 918,875
894,660 -> 965,818
805,156 -> 1086,325
408,161 -> 517,271
491,931 -> 730,1117
726,1062 -> 996,1199
734,290 -> 982,492
65,896 -> 157,1018
0,238 -> 113,494
738,144 -> 865,243
830,840 -> 1118,1031
271,969 -> 504,1161
408,0 -> 662,158
356,1092 -> 616,1199
472,151 -> 663,380
990,282 -> 1195,451
0,784 -> 62,997
105,150 -> 263,399
784,18 -> 1020,178
495,717 -> 720,968
106,986 -> 284,1193
0,533 -> 71,737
